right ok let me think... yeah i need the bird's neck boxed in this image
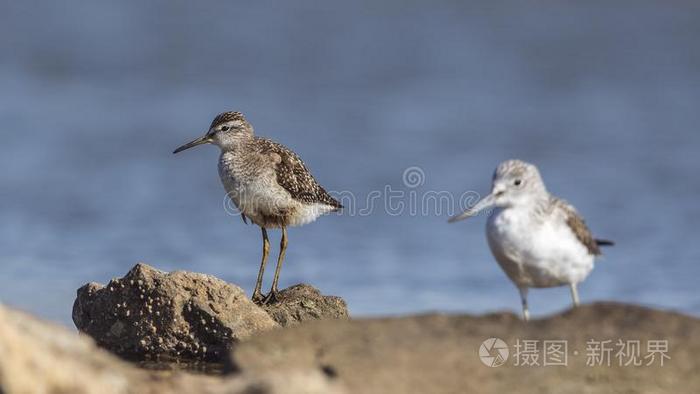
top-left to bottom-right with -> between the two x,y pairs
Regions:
218,134 -> 254,154
505,192 -> 551,218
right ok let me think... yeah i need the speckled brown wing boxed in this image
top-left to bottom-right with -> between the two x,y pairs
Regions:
554,198 -> 602,256
257,138 -> 342,209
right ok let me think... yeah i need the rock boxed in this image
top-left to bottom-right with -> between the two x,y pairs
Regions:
72,263 -> 278,362
72,264 -> 349,362
260,284 -> 349,327
158,369 -> 346,394
0,303 -> 140,394
0,303 -> 345,394
229,303 -> 700,394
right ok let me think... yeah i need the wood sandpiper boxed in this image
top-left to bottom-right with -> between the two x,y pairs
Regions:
174,111 -> 342,304
449,159 -> 613,320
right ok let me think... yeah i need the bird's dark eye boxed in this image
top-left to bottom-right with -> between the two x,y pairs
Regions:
221,126 -> 230,131
514,179 -> 522,186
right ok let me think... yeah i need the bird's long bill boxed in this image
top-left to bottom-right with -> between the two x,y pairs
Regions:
173,135 -> 211,154
448,193 -> 496,223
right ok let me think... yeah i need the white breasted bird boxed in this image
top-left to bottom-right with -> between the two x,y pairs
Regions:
174,111 -> 342,304
449,159 -> 613,320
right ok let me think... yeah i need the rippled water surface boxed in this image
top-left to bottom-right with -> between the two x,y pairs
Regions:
1,1 -> 699,325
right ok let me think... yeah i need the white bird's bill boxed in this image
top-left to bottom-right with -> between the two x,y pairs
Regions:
448,193 -> 496,223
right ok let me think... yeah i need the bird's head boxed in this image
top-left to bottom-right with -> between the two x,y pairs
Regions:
173,111 -> 253,154
449,159 -> 547,223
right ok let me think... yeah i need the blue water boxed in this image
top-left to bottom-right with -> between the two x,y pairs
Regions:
1,1 -> 699,325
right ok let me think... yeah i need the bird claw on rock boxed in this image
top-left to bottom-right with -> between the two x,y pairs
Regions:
262,290 -> 279,305
251,291 -> 265,304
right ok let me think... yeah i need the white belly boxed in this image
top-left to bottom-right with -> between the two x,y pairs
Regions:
223,174 -> 283,219
218,159 -> 333,228
486,208 -> 594,288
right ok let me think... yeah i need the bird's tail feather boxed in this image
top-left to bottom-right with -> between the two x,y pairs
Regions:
596,239 -> 615,247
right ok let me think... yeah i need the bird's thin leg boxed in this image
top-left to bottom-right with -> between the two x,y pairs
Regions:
570,282 -> 580,307
252,227 -> 270,303
264,226 -> 288,304
519,288 -> 530,321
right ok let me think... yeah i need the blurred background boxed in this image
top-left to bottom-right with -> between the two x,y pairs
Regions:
1,1 -> 699,325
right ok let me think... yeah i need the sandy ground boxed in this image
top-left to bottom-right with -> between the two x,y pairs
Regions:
229,303 -> 700,394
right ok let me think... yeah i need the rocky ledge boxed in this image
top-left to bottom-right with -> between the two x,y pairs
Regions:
72,263 -> 348,362
0,303 -> 344,394
3,263 -> 698,394
4,301 -> 699,394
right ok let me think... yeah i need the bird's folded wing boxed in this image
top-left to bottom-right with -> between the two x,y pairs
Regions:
555,198 -> 602,256
259,139 -> 342,209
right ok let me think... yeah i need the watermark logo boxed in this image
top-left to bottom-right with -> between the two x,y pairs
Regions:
219,166 -> 489,219
479,338 -> 510,367
402,166 -> 425,188
477,338 -> 670,368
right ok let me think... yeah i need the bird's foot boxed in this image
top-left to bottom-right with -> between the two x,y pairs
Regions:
251,290 -> 265,304
262,290 -> 279,305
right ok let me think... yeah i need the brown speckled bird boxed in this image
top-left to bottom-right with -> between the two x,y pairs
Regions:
174,111 -> 342,303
